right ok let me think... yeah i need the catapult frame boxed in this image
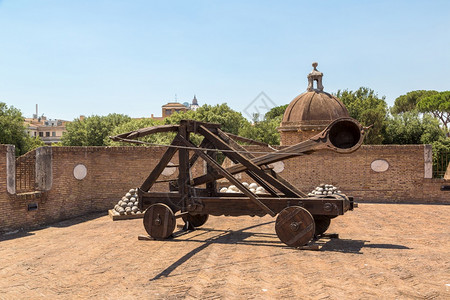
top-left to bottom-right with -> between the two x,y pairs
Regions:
111,117 -> 364,247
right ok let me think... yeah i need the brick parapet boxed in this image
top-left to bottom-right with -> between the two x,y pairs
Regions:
0,144 -> 448,233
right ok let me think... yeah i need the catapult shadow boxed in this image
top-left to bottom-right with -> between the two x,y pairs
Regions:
149,221 -> 280,281
148,222 -> 411,281
318,238 -> 411,254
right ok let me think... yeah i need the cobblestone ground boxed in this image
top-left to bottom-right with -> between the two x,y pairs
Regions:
0,203 -> 449,299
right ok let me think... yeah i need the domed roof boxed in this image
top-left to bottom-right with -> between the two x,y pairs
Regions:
282,91 -> 349,126
280,62 -> 349,130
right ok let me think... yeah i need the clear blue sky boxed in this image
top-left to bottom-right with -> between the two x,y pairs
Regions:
1,0 -> 449,121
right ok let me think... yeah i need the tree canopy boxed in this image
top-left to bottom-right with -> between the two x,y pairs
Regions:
0,102 -> 44,155
336,87 -> 388,144
417,91 -> 450,131
383,112 -> 445,145
61,113 -> 131,146
106,118 -> 174,146
264,104 -> 288,120
239,114 -> 282,145
391,90 -> 438,114
164,103 -> 249,136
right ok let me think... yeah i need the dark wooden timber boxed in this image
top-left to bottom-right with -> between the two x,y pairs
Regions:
176,134 -> 276,217
110,124 -> 179,140
114,117 -> 364,247
216,128 -> 305,197
217,129 -> 278,196
191,117 -> 364,187
178,123 -> 190,211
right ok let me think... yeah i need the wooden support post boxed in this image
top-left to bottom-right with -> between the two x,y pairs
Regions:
178,122 -> 191,210
206,146 -> 217,196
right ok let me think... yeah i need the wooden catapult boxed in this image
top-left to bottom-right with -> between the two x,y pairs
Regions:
111,117 -> 365,247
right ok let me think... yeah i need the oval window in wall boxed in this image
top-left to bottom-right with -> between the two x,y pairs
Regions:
268,161 -> 285,173
371,159 -> 389,172
161,162 -> 177,177
73,164 -> 87,180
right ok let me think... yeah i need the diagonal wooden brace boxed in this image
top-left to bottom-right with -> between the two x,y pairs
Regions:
199,125 -> 302,198
176,135 -> 276,217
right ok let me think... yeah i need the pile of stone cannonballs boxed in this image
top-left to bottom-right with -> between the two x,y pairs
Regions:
307,184 -> 341,197
112,188 -> 142,215
219,182 -> 269,194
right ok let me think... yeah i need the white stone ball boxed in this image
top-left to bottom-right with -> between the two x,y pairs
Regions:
228,185 -> 238,191
220,187 -> 228,193
249,183 -> 258,189
249,188 -> 256,193
242,182 -> 249,187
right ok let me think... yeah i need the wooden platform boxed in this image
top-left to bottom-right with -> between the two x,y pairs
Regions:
108,209 -> 144,221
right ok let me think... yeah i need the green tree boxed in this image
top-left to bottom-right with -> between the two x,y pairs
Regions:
336,87 -> 388,144
264,104 -> 288,120
384,112 -> 444,145
391,90 -> 438,114
0,102 -> 44,155
431,137 -> 450,178
239,115 -> 282,145
163,104 -> 250,134
161,104 -> 252,145
62,113 -> 131,146
106,118 -> 175,146
417,91 -> 450,131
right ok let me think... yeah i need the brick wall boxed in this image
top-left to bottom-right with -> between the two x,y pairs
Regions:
0,143 -> 448,233
224,145 -> 449,204
0,146 -> 204,232
0,145 -> 17,232
279,130 -> 318,146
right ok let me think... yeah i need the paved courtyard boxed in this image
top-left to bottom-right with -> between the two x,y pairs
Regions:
0,203 -> 449,299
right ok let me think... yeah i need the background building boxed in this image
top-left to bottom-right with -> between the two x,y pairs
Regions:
23,105 -> 69,145
156,96 -> 201,119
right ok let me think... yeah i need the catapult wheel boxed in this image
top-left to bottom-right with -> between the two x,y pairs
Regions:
313,215 -> 331,236
182,213 -> 209,228
275,206 -> 315,247
143,203 -> 176,239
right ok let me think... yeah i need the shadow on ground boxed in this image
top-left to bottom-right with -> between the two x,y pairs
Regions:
147,222 -> 411,281
319,238 -> 410,254
0,211 -> 107,242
